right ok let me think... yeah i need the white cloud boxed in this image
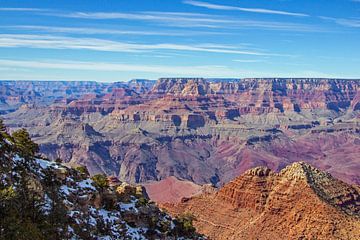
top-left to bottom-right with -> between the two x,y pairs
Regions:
0,7 -> 320,32
7,25 -> 224,36
37,10 -> 319,32
46,11 -> 231,23
0,34 -> 273,56
0,59 -> 348,80
183,0 -> 308,17
320,16 -> 360,28
0,59 -> 248,77
233,59 -> 266,63
0,7 -> 46,12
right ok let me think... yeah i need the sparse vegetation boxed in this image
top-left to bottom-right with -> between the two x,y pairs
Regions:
136,196 -> 149,207
91,173 -> 109,189
75,165 -> 90,176
0,120 -> 204,239
173,212 -> 197,237
0,121 -> 66,239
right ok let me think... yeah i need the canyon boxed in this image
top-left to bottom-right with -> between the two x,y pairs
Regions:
1,78 -> 360,187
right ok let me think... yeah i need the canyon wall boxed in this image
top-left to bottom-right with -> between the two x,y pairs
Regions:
2,78 -> 360,185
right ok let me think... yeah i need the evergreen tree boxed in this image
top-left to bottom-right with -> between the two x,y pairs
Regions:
0,118 -> 6,133
0,118 -> 10,142
41,169 -> 68,239
12,128 -> 39,159
0,124 -> 45,239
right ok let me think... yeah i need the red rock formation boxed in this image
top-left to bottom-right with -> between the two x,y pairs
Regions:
2,78 -> 360,186
163,162 -> 360,240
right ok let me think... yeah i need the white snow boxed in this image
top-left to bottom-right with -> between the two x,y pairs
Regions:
41,194 -> 52,214
77,179 -> 96,191
98,209 -> 121,223
120,200 -> 137,212
125,224 -> 147,240
37,159 -> 53,169
60,185 -> 75,196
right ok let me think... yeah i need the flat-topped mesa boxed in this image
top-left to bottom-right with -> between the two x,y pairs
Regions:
148,77 -> 360,112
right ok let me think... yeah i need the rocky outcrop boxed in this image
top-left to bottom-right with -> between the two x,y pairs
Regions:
0,131 -> 203,240
163,162 -> 360,240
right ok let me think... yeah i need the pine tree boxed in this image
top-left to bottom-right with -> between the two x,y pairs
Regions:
12,128 -> 39,159
0,118 -> 8,142
41,169 -> 68,239
0,118 -> 6,133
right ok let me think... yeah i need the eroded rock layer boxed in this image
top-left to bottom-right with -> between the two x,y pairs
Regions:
2,78 -> 360,186
162,162 -> 360,240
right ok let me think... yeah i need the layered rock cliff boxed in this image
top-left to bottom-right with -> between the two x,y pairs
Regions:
2,78 -> 360,187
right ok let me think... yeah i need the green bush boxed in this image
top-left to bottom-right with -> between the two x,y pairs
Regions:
172,212 -> 197,237
75,165 -> 90,176
91,174 -> 108,189
136,197 -> 148,207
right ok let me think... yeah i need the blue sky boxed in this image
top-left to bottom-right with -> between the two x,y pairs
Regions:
0,0 -> 359,81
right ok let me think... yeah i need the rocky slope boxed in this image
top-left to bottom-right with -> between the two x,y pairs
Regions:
162,162 -> 360,240
0,126 -> 203,239
143,177 -> 216,203
1,78 -> 360,187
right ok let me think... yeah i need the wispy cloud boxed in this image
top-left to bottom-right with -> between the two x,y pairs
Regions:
0,59 -> 345,79
157,18 -> 320,32
0,7 -> 320,32
0,7 -> 46,12
46,11 -> 230,23
320,16 -> 360,28
5,25 -> 225,37
233,59 -> 266,63
0,59 -> 247,77
54,11 -> 319,31
183,0 -> 308,17
0,34 -> 272,56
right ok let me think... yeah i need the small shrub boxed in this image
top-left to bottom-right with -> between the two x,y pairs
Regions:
91,174 -> 108,189
75,165 -> 89,176
55,158 -> 63,164
172,212 -> 197,237
136,197 -> 148,207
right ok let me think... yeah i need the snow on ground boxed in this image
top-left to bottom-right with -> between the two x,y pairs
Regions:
77,179 -> 96,191
41,193 -> 52,214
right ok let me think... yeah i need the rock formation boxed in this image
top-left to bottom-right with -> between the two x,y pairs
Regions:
1,78 -> 360,187
162,162 -> 360,240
